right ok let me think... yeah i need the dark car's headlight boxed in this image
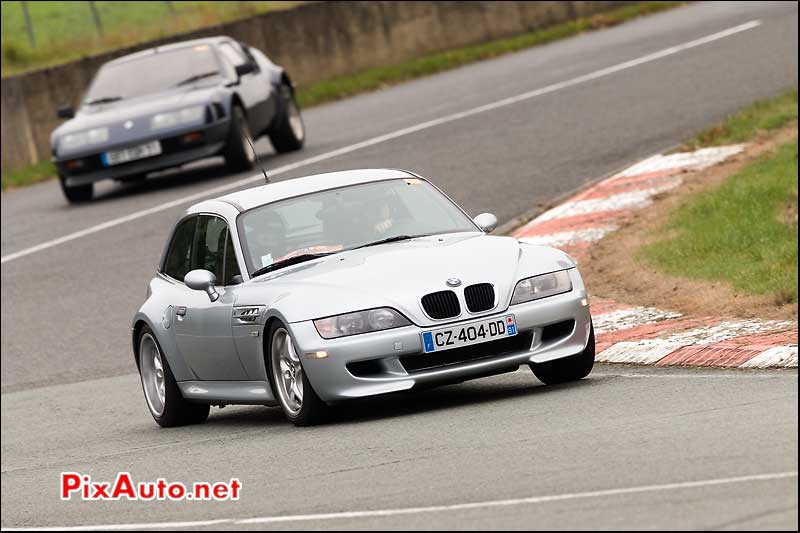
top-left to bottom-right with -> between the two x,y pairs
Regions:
314,308 -> 410,339
60,127 -> 109,151
150,106 -> 205,130
510,270 -> 572,305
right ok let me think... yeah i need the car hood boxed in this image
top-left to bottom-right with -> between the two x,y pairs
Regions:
52,85 -> 223,155
235,233 -> 576,326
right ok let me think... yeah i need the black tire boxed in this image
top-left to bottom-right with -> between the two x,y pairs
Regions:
266,320 -> 328,426
137,326 -> 210,428
59,175 -> 93,203
531,324 -> 595,385
268,84 -> 305,153
223,106 -> 256,172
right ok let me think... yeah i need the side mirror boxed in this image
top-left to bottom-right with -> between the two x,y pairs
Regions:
57,106 -> 75,120
234,62 -> 256,78
184,269 -> 219,302
473,212 -> 498,233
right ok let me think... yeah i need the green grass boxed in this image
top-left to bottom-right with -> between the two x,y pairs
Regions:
295,1 -> 684,108
1,1 -> 303,76
682,89 -> 799,150
1,160 -> 56,190
1,0 -> 683,189
641,139 -> 799,304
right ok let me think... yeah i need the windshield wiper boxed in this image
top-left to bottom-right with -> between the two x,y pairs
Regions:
174,71 -> 219,87
351,234 -> 430,250
85,96 -> 123,105
251,253 -> 334,278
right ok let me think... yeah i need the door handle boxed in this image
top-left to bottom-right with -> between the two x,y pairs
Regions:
176,306 -> 187,320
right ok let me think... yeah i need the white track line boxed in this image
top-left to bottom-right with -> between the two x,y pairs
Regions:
2,471 -> 795,531
0,20 -> 762,265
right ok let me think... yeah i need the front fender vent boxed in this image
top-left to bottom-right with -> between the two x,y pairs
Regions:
233,306 -> 264,325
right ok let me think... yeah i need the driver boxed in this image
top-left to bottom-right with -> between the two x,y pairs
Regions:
245,211 -> 288,268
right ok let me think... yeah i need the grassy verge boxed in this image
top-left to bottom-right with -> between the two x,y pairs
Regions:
1,161 -> 57,191
1,1 -> 683,191
680,89 -> 798,150
641,101 -> 798,303
296,1 -> 683,108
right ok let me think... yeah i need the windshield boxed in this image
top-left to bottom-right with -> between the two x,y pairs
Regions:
84,45 -> 222,103
237,178 -> 478,275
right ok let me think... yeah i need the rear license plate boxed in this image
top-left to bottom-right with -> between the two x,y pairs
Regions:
421,315 -> 517,353
102,140 -> 161,166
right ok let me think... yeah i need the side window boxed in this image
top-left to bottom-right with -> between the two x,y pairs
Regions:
191,215 -> 242,286
163,216 -> 197,281
192,216 -> 228,283
222,231 -> 242,285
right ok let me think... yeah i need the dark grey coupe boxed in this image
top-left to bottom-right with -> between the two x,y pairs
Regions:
51,36 -> 305,203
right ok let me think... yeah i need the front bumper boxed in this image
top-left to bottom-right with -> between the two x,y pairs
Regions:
56,120 -> 230,187
291,269 -> 592,402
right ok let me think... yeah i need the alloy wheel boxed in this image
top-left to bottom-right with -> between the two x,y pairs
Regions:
139,333 -> 166,417
271,328 -> 304,415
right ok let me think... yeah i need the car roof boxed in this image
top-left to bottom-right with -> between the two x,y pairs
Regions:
193,168 -> 417,214
105,36 -> 232,66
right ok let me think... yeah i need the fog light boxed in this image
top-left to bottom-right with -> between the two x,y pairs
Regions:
65,159 -> 85,170
305,351 -> 328,359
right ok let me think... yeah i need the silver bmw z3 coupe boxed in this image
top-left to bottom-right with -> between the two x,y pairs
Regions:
133,169 -> 595,426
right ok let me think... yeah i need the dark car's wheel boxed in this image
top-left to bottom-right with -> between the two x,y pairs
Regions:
268,84 -> 305,153
59,175 -> 93,203
531,324 -> 595,385
223,106 -> 256,172
266,321 -> 327,426
138,326 -> 209,427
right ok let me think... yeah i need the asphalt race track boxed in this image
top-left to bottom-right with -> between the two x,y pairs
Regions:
1,1 -> 798,529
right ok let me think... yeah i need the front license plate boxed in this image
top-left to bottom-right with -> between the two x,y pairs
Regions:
421,315 -> 517,353
102,140 -> 161,166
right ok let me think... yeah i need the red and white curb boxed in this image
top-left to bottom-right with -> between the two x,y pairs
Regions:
513,145 -> 798,369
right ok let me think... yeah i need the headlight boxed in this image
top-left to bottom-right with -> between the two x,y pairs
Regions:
314,308 -> 410,339
150,106 -> 205,130
60,127 -> 109,150
510,270 -> 572,305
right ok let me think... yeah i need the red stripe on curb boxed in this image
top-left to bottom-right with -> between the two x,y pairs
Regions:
580,174 -> 682,200
514,211 -> 625,237
656,344 -> 763,367
567,168 -> 681,202
595,317 -> 711,344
